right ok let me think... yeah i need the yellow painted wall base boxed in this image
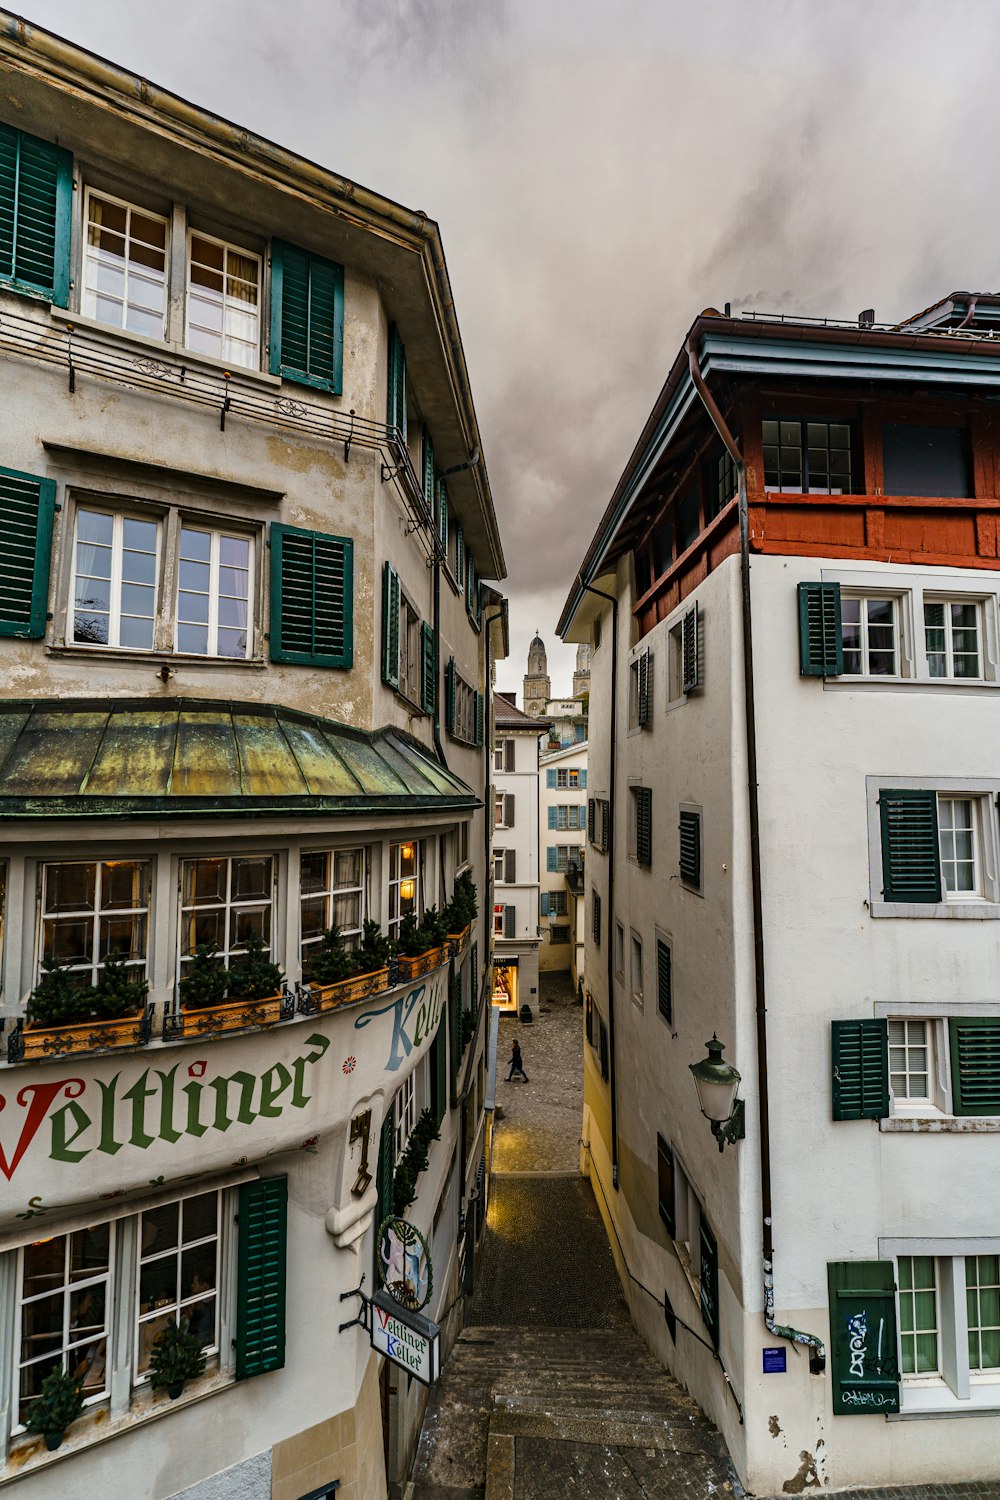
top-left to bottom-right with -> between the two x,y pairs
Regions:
271,1352 -> 386,1500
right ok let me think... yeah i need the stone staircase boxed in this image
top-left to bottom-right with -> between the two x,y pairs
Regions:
405,1324 -> 740,1500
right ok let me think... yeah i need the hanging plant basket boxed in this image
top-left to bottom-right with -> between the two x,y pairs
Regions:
395,946 -> 447,983
13,1010 -> 150,1063
173,991 -> 291,1039
302,966 -> 390,1015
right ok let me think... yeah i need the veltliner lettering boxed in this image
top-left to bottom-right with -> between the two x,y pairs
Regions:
0,1035 -> 330,1181
355,981 -> 444,1072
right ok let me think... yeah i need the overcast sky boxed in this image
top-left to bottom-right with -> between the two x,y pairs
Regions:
22,0 -> 1000,697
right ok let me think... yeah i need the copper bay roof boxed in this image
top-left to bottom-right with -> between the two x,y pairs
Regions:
0,698 -> 478,819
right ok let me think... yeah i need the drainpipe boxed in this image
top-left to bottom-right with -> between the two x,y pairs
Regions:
432,554 -> 449,771
686,337 -> 825,1370
581,582 -> 620,1190
957,294 -> 980,330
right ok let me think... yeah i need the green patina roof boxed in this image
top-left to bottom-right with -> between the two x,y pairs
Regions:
0,698 -> 478,820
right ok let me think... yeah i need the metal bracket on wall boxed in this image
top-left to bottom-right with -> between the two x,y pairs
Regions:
344,408 -> 355,463
338,1274 -> 370,1333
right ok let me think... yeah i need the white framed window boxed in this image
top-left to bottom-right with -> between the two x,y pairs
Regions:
495,794 -> 506,829
493,851 -> 506,884
70,509 -> 160,650
388,841 -> 421,938
630,932 -> 644,1009
39,860 -> 150,986
842,595 -> 899,676
398,593 -> 421,705
179,855 -> 274,984
135,1191 -> 221,1380
898,1254 -> 940,1377
938,796 -> 980,897
176,525 -> 253,658
300,847 -> 366,972
614,920 -> 624,982
554,768 -> 581,789
924,599 -> 982,680
888,1018 -> 934,1105
454,675 -> 477,744
884,1243 -> 1000,1410
393,1073 -> 417,1163
15,1222 -> 115,1430
457,820 -> 470,870
83,190 -> 168,339
186,232 -> 261,370
966,1255 -> 1000,1373
493,903 -> 505,937
494,739 -> 515,773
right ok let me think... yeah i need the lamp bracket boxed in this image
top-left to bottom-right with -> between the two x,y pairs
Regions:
711,1098 -> 746,1153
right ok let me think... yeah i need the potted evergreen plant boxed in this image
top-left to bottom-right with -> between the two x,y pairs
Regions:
178,939 -> 286,1036
148,1318 -> 207,1400
302,921 -> 392,1014
21,953 -> 149,1061
445,872 -> 478,949
24,1367 -> 85,1450
395,912 -> 441,981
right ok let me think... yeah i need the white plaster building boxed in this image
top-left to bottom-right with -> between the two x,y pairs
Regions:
538,741 -> 588,973
0,18 -> 504,1499
560,297 -> 1000,1493
491,693 -> 547,1019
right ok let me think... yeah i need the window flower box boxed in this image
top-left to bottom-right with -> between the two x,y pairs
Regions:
168,990 -> 294,1041
395,946 -> 447,983
300,966 -> 391,1015
8,1009 -> 152,1064
447,924 -> 472,955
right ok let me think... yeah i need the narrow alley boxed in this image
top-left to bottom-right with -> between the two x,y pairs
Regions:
405,976 -> 740,1500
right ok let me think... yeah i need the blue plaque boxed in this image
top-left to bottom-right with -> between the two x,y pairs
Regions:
763,1346 -> 787,1373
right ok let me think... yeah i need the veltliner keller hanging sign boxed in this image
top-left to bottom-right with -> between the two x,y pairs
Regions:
370,1289 -> 441,1385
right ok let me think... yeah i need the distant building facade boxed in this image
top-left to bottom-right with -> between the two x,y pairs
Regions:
491,693 -> 547,1018
538,741 -> 588,972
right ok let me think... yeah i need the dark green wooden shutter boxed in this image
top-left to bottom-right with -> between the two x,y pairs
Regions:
387,323 -> 407,442
381,562 -> 400,688
600,799 -> 610,854
430,1016 -> 447,1127
445,657 -> 457,734
451,967 -> 464,1081
470,941 -> 479,1016
682,602 -> 700,692
466,548 -> 475,611
657,1134 -> 676,1236
0,467 -> 56,638
828,1261 -> 900,1415
376,1110 -> 395,1231
422,427 -> 435,523
656,939 -> 672,1024
587,798 -> 596,843
699,1217 -> 719,1347
437,478 -> 449,550
0,123 -> 72,304
269,240 -> 344,393
635,786 -> 652,866
879,789 -> 941,903
679,809 -> 700,886
269,524 -> 353,667
831,1019 -> 889,1120
592,891 -> 602,945
504,904 -> 515,938
474,689 -> 484,747
637,649 -> 651,725
456,524 -> 465,583
420,621 -> 438,714
235,1176 -> 287,1379
949,1018 -> 1000,1115
798,581 -> 843,676
598,1018 -> 609,1080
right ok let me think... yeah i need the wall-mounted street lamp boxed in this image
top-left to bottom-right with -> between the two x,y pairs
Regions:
689,1035 -> 745,1152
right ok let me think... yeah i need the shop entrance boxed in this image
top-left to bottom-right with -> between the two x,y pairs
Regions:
492,961 -> 519,1013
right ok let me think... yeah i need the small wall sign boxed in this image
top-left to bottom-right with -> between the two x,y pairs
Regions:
763,1346 -> 787,1373
370,1289 -> 441,1385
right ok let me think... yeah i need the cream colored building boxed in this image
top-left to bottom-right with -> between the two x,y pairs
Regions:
538,741 -> 588,974
491,694 -> 546,1019
0,15 -> 504,1499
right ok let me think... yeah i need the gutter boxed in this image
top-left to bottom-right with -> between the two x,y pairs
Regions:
685,336 -> 825,1371
581,582 -> 620,1190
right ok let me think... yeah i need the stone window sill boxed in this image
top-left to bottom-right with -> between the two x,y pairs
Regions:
49,306 -> 282,389
46,645 -> 267,669
881,1116 -> 1000,1133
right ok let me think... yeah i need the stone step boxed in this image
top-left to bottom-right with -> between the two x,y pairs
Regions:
486,1406 -> 724,1454
492,1390 -> 703,1421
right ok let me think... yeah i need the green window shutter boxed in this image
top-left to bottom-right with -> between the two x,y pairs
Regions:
798,581 -> 843,676
269,240 -> 344,393
437,478 -> 449,550
879,788 -> 941,903
470,941 -> 479,1015
949,1018 -> 1000,1115
269,524 -> 353,667
430,1016 -> 448,1127
587,796 -> 595,840
548,807 -> 557,830
466,548 -> 475,611
420,620 -> 438,714
635,786 -> 652,867
637,649 -> 651,725
235,1176 -> 288,1379
0,123 -> 72,304
656,939 -> 672,1024
474,690 -> 484,748
376,1110 -> 395,1229
539,892 -> 550,917
0,467 -> 56,638
827,1261 -> 900,1415
451,968 -> 464,1081
422,427 -> 435,522
831,1019 -> 889,1120
387,323 -> 407,443
657,1134 -> 676,1236
679,809 -> 700,886
598,1018 -> 609,1080
445,656 -> 457,734
592,891 -> 602,945
456,523 -> 465,583
682,602 -> 700,692
381,562 -> 401,689
699,1217 -> 720,1347
504,904 -> 516,938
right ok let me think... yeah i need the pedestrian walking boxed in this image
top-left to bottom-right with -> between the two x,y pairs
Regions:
505,1038 -> 529,1082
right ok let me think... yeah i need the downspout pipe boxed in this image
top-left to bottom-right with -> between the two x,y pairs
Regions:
432,554 -> 449,771
686,338 -> 825,1370
581,582 -> 620,1190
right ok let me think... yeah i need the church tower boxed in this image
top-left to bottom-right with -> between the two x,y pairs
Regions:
523,633 -> 551,717
572,642 -> 591,700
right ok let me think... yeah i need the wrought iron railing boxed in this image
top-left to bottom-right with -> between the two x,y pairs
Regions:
161,985 -> 297,1042
5,1005 -> 154,1064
